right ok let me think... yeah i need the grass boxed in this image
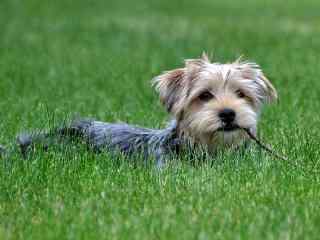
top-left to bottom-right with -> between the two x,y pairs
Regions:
1,0 -> 320,239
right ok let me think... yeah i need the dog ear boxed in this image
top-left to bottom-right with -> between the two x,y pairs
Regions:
153,55 -> 208,116
185,52 -> 210,69
257,73 -> 278,103
201,51 -> 210,62
152,68 -> 186,114
237,61 -> 278,104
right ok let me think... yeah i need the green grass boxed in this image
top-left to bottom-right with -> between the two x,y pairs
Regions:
1,0 -> 320,239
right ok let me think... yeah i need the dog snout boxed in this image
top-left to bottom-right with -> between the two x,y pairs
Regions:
218,108 -> 236,123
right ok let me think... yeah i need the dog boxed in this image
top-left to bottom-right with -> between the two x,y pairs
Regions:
16,53 -> 277,167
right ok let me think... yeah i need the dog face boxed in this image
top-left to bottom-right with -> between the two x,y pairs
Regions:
153,53 -> 277,150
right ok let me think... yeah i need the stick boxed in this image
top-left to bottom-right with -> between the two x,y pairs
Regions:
241,128 -> 288,161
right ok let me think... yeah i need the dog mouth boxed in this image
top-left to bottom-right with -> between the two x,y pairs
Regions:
217,123 -> 240,132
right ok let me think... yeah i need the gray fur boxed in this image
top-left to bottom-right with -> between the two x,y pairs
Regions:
0,144 -> 6,156
16,119 -> 181,167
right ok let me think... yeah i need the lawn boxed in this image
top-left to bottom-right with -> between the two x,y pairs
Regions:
1,0 -> 320,239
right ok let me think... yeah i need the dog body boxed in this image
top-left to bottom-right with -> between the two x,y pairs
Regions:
17,119 -> 180,167
16,53 -> 277,165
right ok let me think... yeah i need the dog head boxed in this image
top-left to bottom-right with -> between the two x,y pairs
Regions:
153,53 -> 277,150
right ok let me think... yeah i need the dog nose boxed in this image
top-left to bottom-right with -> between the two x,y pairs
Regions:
219,108 -> 236,123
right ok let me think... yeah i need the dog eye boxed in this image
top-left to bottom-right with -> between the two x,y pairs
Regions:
236,90 -> 246,98
199,91 -> 214,101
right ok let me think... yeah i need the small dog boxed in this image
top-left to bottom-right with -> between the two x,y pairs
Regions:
17,53 -> 277,167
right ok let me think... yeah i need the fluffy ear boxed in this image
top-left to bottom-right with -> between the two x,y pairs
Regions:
237,61 -> 278,104
153,54 -> 210,116
152,68 -> 186,114
257,73 -> 278,103
201,51 -> 210,62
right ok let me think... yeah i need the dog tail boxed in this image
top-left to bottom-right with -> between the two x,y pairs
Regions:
0,144 -> 7,157
16,118 -> 94,158
17,132 -> 42,158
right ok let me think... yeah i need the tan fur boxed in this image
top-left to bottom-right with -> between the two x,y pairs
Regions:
153,53 -> 277,152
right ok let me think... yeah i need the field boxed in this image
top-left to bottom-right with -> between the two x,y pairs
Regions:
1,0 -> 320,239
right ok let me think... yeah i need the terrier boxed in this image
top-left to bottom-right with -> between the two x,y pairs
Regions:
17,53 -> 277,167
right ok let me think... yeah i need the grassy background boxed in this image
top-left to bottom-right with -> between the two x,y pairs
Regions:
1,0 -> 320,239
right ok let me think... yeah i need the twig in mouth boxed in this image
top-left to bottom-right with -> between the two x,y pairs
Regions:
241,127 -> 288,161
